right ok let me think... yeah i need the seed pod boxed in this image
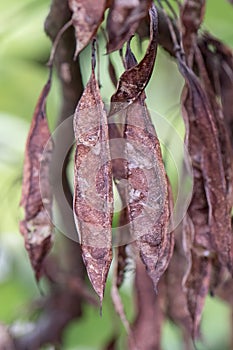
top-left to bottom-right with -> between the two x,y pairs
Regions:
109,16 -> 171,290
178,55 -> 232,336
107,0 -> 152,53
110,4 -> 158,115
179,58 -> 232,273
69,0 -> 108,58
73,45 -> 113,303
20,71 -> 53,281
129,258 -> 165,350
125,96 -> 170,290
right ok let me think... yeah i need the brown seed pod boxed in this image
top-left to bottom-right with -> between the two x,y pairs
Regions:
73,45 -> 113,303
68,0 -> 108,58
20,71 -> 53,281
110,4 -> 158,115
106,0 -> 152,53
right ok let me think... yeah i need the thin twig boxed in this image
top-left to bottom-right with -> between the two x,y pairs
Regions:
47,19 -> 73,67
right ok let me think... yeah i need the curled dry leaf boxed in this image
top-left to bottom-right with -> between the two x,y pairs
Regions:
110,4 -> 158,115
20,72 -> 53,281
107,0 -> 152,53
73,50 -> 113,303
68,0 -> 107,58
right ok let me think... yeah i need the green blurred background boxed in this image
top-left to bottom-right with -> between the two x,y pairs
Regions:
0,0 -> 232,349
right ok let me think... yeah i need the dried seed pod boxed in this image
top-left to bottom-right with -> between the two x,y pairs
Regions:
110,4 -> 158,115
107,0 -> 152,53
179,58 -> 232,273
129,258 -> 165,350
73,46 -> 113,303
110,32 -> 171,290
69,0 -> 107,58
194,45 -> 233,212
125,97 -> 170,290
178,55 -> 232,336
20,72 -> 53,281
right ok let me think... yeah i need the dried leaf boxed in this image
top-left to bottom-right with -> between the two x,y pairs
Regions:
107,0 -> 152,53
129,258 -> 164,350
110,4 -> 158,115
73,50 -> 113,303
69,0 -> 107,58
20,73 -> 53,281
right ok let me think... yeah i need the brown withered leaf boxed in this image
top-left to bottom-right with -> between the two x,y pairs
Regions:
179,57 -> 232,272
106,0 -> 152,53
69,0 -> 107,58
73,48 -> 113,303
110,4 -> 158,115
20,72 -> 53,281
129,258 -> 164,350
180,0 -> 206,58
